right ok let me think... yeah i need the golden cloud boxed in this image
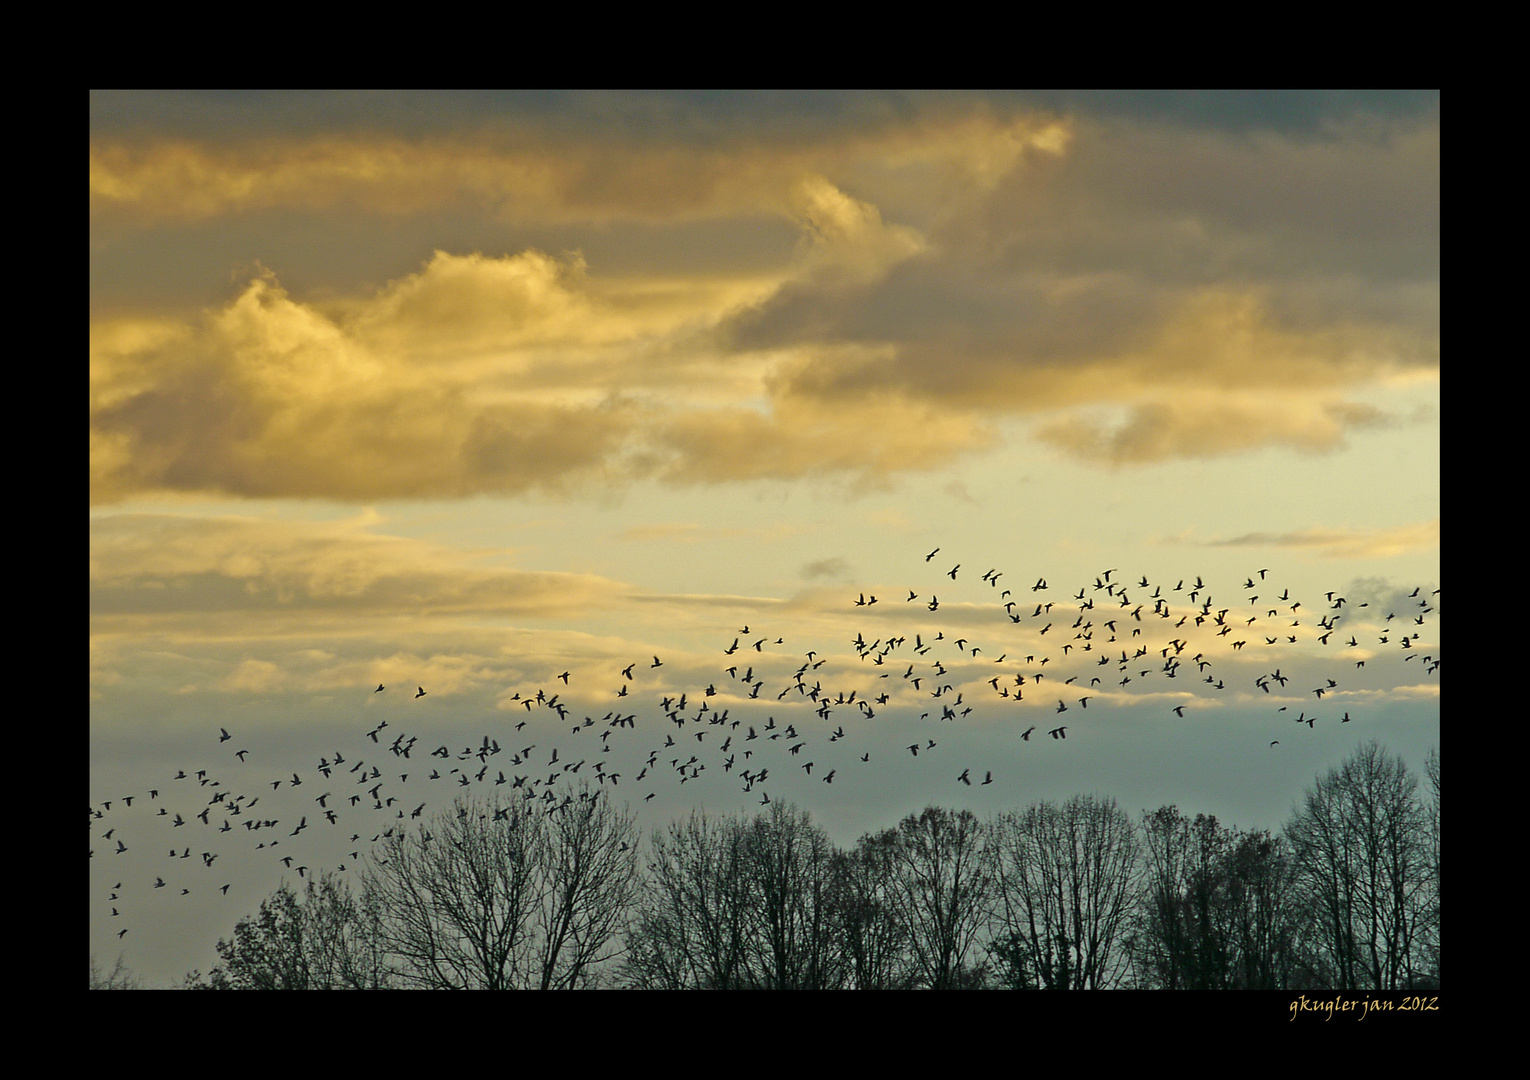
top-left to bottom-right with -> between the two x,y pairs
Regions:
88,219 -> 1002,502
89,266 -> 646,503
90,263 -> 1429,500
90,105 -> 1436,496
644,390 -> 998,487
89,511 -> 625,618
89,112 -> 1071,225
1032,392 -> 1391,464
786,174 -> 927,287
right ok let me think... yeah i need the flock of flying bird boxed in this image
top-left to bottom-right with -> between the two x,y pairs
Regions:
91,550 -> 1439,967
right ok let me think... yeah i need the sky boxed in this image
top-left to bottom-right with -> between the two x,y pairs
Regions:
89,90 -> 1440,987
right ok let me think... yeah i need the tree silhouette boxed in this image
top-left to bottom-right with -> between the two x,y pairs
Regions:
831,830 -> 916,989
743,802 -> 845,988
989,795 -> 1139,989
531,786 -> 645,989
185,871 -> 394,989
170,742 -> 1439,991
1221,829 -> 1315,989
884,806 -> 993,989
621,809 -> 753,989
622,802 -> 844,988
363,786 -> 639,989
1422,747 -> 1440,986
1127,808 -> 1314,989
1131,806 -> 1234,989
90,953 -> 145,990
1283,740 -> 1434,991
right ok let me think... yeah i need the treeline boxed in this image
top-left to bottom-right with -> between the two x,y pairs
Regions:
169,740 -> 1438,990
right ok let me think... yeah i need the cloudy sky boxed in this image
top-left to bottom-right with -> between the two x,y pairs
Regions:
90,90 -> 1440,986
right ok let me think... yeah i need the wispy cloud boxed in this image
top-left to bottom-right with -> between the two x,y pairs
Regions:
615,522 -> 800,544
89,511 -> 627,619
1211,518 -> 1439,559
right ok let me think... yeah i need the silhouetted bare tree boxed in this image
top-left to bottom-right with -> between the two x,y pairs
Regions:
1127,808 -> 1314,989
622,803 -> 844,988
1420,746 -> 1440,986
531,788 -> 644,988
185,871 -> 394,989
1131,806 -> 1234,989
743,802 -> 846,988
1284,741 -> 1433,991
990,795 -> 1139,989
90,953 -> 146,990
884,806 -> 993,989
621,809 -> 753,989
364,787 -> 639,989
1221,829 -> 1316,989
831,830 -> 916,989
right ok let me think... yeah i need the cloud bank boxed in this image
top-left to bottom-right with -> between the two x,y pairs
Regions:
91,95 -> 1438,503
